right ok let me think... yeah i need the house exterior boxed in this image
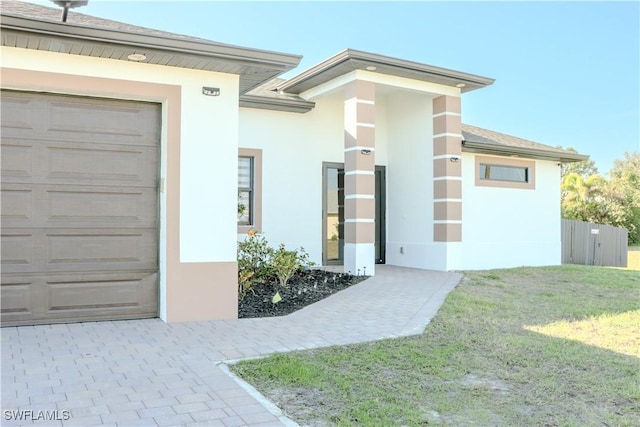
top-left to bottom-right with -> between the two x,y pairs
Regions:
0,1 -> 587,326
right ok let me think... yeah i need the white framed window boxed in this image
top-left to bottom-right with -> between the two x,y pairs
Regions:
475,155 -> 535,190
238,156 -> 253,225
237,148 -> 262,233
480,164 -> 529,183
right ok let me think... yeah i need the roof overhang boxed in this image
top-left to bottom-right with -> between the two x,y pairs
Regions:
462,140 -> 590,163
0,13 -> 301,94
277,49 -> 495,95
239,94 -> 315,113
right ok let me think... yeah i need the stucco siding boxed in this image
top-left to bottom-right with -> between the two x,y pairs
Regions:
1,46 -> 241,321
239,93 -> 344,263
460,152 -> 562,269
384,92 -> 446,270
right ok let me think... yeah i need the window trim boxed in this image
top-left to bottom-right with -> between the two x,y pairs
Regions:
475,155 -> 535,190
237,148 -> 262,234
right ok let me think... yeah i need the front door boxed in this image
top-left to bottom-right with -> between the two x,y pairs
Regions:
322,163 -> 385,266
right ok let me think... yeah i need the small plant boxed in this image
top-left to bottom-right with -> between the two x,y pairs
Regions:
237,230 -> 274,300
272,244 -> 300,288
238,269 -> 255,299
238,230 -> 274,281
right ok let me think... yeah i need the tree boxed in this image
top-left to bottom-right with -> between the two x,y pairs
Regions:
559,147 -> 599,178
561,172 -> 607,222
561,151 -> 640,244
605,152 -> 640,244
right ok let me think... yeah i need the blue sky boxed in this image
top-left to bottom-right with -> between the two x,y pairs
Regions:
28,0 -> 639,173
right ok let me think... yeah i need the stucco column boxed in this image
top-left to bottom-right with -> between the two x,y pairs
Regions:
433,95 -> 462,242
344,80 -> 376,276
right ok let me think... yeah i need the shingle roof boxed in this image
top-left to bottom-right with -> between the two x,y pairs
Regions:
0,0 -> 301,94
462,124 -> 568,154
1,0 -> 215,44
462,124 -> 587,162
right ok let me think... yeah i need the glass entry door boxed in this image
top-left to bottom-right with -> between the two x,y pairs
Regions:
323,163 -> 385,265
323,163 -> 344,265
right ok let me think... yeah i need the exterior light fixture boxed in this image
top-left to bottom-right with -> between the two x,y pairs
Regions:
455,83 -> 466,88
127,53 -> 147,62
450,156 -> 460,162
365,66 -> 377,71
202,87 -> 221,96
361,149 -> 372,155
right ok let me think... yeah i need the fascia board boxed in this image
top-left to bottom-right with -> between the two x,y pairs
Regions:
239,94 -> 315,113
0,14 -> 301,70
462,141 -> 590,163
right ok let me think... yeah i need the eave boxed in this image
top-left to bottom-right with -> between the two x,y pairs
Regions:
239,94 -> 315,113
462,140 -> 590,163
0,14 -> 301,94
278,49 -> 495,94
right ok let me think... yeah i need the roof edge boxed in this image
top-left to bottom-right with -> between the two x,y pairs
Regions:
239,94 -> 315,113
0,13 -> 302,70
277,48 -> 495,94
462,140 -> 590,163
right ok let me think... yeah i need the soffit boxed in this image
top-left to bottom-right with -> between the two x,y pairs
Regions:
278,49 -> 495,94
0,3 -> 301,94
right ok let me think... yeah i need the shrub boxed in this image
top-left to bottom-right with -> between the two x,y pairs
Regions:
272,244 -> 300,288
237,231 -> 315,299
238,230 -> 274,281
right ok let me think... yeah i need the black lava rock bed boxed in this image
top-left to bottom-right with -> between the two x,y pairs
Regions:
238,270 -> 369,318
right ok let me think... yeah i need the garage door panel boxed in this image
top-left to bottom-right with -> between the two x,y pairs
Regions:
46,186 -> 157,227
3,228 -> 156,274
0,187 -> 34,222
0,94 -> 36,131
0,281 -> 33,315
1,139 -> 157,187
0,140 -> 35,180
1,91 -> 160,147
2,184 -> 157,229
47,230 -> 157,272
47,98 -> 160,146
1,232 -> 38,271
47,144 -> 156,186
1,271 -> 157,326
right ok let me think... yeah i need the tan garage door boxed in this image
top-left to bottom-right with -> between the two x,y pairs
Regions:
1,91 -> 160,326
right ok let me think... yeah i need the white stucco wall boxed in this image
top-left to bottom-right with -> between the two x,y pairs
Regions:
2,46 -> 241,321
384,91 -> 449,270
459,153 -> 562,269
239,93 -> 344,263
238,89 -> 397,266
1,46 -> 240,266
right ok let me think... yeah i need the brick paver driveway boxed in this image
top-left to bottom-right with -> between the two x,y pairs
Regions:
1,266 -> 460,426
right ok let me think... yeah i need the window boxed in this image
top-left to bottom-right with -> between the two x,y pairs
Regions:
237,156 -> 253,225
480,164 -> 528,183
475,155 -> 535,190
237,148 -> 262,233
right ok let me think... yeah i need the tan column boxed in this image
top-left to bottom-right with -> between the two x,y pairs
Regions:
433,95 -> 462,242
344,80 -> 376,276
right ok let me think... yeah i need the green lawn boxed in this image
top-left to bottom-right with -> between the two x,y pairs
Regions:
232,265 -> 640,426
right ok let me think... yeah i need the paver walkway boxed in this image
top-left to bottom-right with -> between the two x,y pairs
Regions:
1,266 -> 461,427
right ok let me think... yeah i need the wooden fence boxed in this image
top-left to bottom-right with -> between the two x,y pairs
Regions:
561,219 -> 628,267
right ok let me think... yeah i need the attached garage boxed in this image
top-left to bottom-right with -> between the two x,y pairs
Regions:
1,90 -> 160,326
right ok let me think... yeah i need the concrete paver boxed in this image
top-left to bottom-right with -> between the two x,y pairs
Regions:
1,266 -> 460,426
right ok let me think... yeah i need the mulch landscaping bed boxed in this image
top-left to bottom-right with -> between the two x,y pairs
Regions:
238,270 -> 368,318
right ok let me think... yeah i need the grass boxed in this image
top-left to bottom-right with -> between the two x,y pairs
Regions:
629,246 -> 640,270
231,265 -> 640,426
